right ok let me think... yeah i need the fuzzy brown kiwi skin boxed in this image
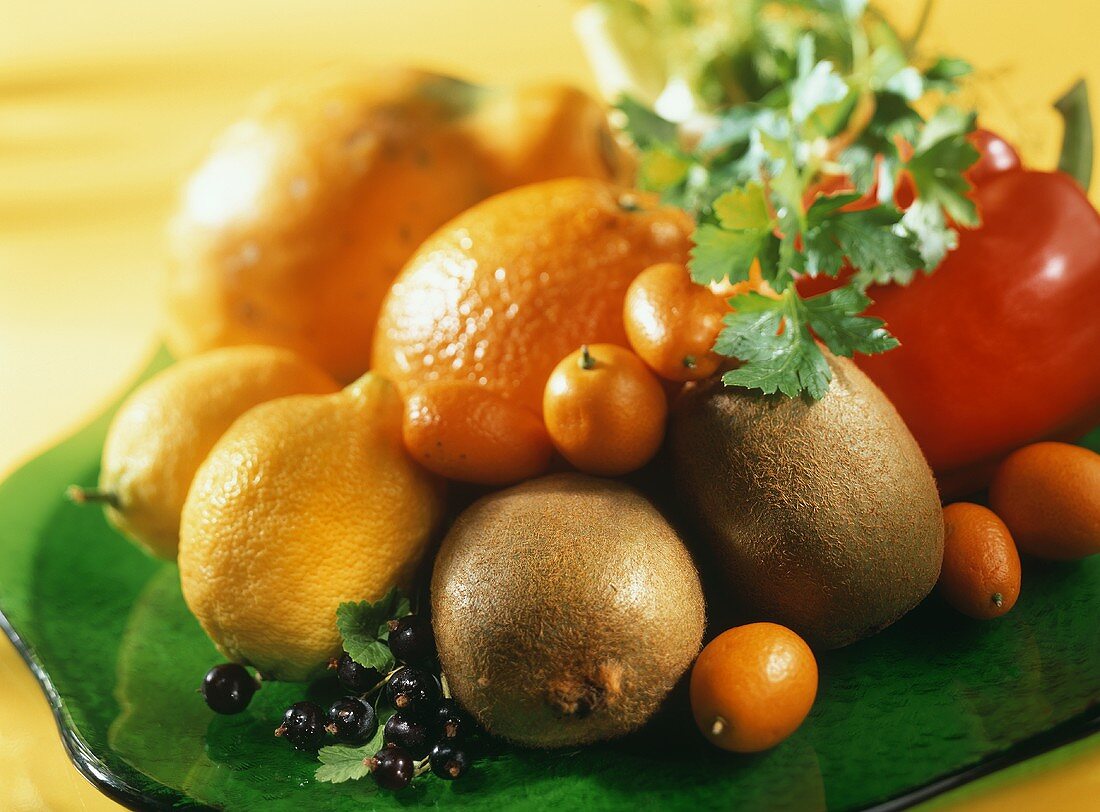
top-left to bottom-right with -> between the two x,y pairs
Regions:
670,351 -> 944,650
431,473 -> 706,748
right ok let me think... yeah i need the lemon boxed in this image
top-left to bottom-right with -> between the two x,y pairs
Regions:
178,372 -> 445,681
74,345 -> 338,559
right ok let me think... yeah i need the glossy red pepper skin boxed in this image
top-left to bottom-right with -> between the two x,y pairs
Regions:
966,129 -> 1022,184
856,170 -> 1100,499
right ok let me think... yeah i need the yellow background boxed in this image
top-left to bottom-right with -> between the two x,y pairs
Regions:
0,0 -> 1097,808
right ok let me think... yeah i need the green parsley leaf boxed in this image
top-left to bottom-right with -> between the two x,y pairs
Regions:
900,198 -> 958,270
638,145 -> 692,191
715,290 -> 831,400
698,105 -> 766,151
690,223 -> 772,286
906,108 -> 980,227
923,57 -> 973,93
713,182 -> 772,230
789,36 -> 849,125
616,94 -> 678,148
335,588 -> 410,672
826,207 -> 922,285
715,284 -> 898,400
802,286 -> 898,356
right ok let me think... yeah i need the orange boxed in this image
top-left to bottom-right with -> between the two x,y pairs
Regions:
623,262 -> 730,381
167,71 -> 631,383
989,442 -> 1100,560
939,503 -> 1021,619
372,177 -> 695,414
542,344 -> 667,476
403,380 -> 553,485
690,623 -> 818,753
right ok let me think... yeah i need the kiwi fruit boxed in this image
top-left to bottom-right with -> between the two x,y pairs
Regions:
431,473 -> 705,748
670,351 -> 943,649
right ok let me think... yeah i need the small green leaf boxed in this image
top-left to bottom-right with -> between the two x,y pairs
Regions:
335,588 -> 410,672
698,105 -> 766,151
315,744 -> 374,784
715,291 -> 832,400
713,182 -> 772,231
829,207 -> 923,284
615,94 -> 678,148
900,199 -> 958,270
1054,79 -> 1093,192
923,57 -> 973,92
803,287 -> 899,356
913,106 -> 972,151
639,146 -> 692,190
689,224 -> 770,286
789,37 -> 849,125
907,109 -> 980,227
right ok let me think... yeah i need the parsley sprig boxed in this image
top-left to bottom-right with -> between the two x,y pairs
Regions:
594,0 -> 980,398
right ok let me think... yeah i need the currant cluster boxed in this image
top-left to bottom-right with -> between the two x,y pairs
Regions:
370,664 -> 472,788
199,613 -> 474,792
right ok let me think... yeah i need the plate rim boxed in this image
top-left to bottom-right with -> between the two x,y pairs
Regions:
5,599 -> 1098,812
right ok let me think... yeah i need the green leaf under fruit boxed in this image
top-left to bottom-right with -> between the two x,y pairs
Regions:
1054,79 -> 1093,192
335,588 -> 411,672
315,744 -> 375,784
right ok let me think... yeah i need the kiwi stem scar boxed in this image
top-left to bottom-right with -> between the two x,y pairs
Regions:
66,486 -> 119,510
440,671 -> 452,700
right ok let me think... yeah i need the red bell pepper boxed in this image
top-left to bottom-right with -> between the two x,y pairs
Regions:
855,168 -> 1100,499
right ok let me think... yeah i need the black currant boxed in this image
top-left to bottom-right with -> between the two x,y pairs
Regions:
429,741 -> 470,780
386,615 -> 436,666
383,712 -> 433,759
369,744 -> 414,791
201,663 -> 258,715
434,698 -> 469,741
326,697 -> 378,744
274,701 -> 326,751
330,653 -> 381,694
385,666 -> 440,719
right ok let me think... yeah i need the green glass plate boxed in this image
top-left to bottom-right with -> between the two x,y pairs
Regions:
1,346 -> 1098,812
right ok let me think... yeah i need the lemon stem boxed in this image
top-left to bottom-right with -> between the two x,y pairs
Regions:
66,486 -> 119,510
579,345 -> 596,370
